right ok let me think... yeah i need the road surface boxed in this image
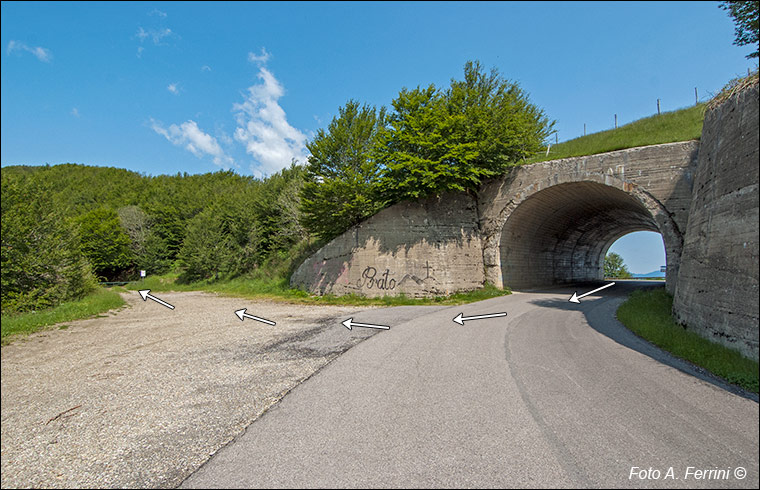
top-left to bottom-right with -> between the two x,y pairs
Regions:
182,282 -> 759,488
1,292 -> 436,488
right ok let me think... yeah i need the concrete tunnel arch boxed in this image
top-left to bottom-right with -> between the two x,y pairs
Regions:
496,179 -> 682,292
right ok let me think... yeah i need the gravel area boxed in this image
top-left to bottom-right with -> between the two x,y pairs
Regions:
1,291 -> 381,488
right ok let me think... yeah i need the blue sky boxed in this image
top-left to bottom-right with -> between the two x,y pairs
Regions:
1,1 -> 755,272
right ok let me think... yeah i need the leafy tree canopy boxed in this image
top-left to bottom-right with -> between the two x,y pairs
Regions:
1,175 -> 96,312
76,207 -> 135,281
378,61 -> 554,201
604,252 -> 632,279
300,101 -> 388,240
721,1 -> 760,58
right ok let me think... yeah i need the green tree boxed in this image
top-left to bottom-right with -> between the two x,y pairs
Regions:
142,205 -> 185,274
1,175 -> 95,312
721,1 -> 760,58
378,61 -> 554,201
117,205 -> 151,258
177,207 -> 233,282
604,252 -> 632,279
76,207 -> 135,280
300,101 -> 388,240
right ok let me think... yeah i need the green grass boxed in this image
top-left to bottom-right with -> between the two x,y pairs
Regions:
529,104 -> 706,164
126,272 -> 511,306
616,288 -> 759,393
1,287 -> 126,345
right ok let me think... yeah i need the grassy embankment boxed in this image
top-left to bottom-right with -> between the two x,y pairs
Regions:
1,287 -> 126,345
125,270 -> 510,307
617,288 -> 759,394
529,103 -> 705,164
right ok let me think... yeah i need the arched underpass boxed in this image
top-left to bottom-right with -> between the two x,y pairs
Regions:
498,181 -> 674,290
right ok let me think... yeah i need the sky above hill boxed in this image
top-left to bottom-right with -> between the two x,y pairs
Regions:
1,1 -> 755,272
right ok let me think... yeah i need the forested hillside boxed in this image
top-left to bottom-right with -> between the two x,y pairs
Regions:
1,163 -> 308,313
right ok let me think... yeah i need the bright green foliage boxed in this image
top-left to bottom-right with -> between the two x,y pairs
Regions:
117,205 -> 151,266
76,207 -> 135,280
177,207 -> 233,282
177,164 -> 309,282
720,1 -> 759,58
252,164 -> 307,256
1,175 -> 96,312
604,252 -> 632,279
2,287 -> 124,343
378,61 -> 554,201
300,101 -> 387,240
141,205 -> 185,274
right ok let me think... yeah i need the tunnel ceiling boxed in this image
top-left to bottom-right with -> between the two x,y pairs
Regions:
499,181 -> 660,289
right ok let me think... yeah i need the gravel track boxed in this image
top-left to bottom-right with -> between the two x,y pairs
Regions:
1,291 -> 423,488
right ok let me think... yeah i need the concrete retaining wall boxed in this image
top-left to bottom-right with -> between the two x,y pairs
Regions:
673,84 -> 759,360
290,193 -> 485,298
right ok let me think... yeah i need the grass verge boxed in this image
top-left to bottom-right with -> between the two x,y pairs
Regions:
529,104 -> 705,164
616,288 -> 759,393
126,273 -> 511,306
1,287 -> 126,345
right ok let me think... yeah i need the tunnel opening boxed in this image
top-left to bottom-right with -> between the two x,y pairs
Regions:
499,181 -> 670,290
605,231 -> 667,279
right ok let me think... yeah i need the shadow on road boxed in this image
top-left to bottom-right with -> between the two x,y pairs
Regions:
527,281 -> 758,403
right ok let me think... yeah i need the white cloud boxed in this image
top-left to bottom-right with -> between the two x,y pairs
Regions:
219,131 -> 233,146
150,118 -> 236,169
136,46 -> 144,58
7,40 -> 52,62
149,9 -> 167,18
71,108 -> 80,117
135,26 -> 173,45
247,47 -> 270,65
201,65 -> 211,72
233,65 -> 308,176
167,83 -> 179,95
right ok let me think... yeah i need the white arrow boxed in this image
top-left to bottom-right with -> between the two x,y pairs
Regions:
342,318 -> 390,331
568,282 -> 616,303
235,308 -> 276,326
453,311 -> 507,325
138,289 -> 175,310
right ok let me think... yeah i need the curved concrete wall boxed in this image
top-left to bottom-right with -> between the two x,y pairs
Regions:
673,84 -> 759,359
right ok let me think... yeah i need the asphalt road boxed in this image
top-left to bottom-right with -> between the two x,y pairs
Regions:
181,282 -> 759,489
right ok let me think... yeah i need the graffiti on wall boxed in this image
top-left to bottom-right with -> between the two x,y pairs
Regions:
356,261 -> 436,291
357,266 -> 397,290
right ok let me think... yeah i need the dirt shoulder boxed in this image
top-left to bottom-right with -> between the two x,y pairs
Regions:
1,291 -> 393,488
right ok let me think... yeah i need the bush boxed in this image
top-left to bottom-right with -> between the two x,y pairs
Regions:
1,175 -> 97,312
